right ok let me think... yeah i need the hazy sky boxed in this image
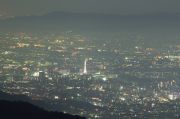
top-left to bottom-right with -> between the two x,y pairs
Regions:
1,0 -> 180,16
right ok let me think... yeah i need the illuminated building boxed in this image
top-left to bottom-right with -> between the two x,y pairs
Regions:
83,58 -> 88,74
39,71 -> 45,81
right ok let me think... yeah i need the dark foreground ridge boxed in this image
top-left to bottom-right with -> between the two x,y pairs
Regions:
0,100 -> 86,119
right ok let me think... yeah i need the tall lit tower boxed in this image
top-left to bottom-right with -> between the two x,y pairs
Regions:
83,58 -> 88,74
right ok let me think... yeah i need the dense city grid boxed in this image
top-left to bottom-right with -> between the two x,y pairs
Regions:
0,32 -> 179,118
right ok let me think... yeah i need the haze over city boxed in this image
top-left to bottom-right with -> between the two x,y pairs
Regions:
1,0 -> 180,17
0,0 -> 180,119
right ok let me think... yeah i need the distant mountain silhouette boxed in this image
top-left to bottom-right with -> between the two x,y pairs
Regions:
0,11 -> 180,46
0,100 -> 85,119
1,11 -> 180,32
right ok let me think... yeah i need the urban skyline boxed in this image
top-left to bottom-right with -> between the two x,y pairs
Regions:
0,1 -> 180,119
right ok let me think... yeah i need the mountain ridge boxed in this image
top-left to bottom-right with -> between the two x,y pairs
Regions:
0,100 -> 86,119
2,11 -> 180,21
0,91 -> 86,119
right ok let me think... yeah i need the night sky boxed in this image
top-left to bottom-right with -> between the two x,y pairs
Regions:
1,0 -> 180,17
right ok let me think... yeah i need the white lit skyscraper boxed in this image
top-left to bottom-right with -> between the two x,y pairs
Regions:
83,58 -> 87,74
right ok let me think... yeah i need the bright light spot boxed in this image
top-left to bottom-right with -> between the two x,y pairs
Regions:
120,97 -> 125,101
168,94 -> 174,100
151,103 -> 155,107
32,72 -> 39,77
54,96 -> 59,99
102,77 -> 107,81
